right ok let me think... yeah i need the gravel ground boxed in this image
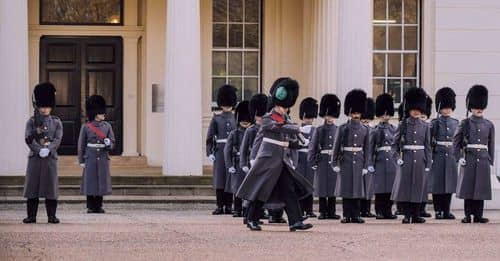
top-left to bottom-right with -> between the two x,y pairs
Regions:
1,203 -> 499,261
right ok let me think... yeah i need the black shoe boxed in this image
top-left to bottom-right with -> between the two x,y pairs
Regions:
212,207 -> 224,215
300,216 -> 309,222
386,214 -> 398,220
340,217 -> 351,223
232,211 -> 243,217
473,216 -> 489,223
360,212 -> 376,218
351,217 -> 365,224
22,217 -> 36,224
461,216 -> 472,223
224,207 -> 233,215
247,221 -> 262,231
318,213 -> 328,220
376,214 -> 386,219
442,212 -> 456,220
289,222 -> 313,232
402,216 -> 411,224
328,213 -> 341,220
420,212 -> 432,218
306,212 -> 317,218
48,216 -> 60,224
411,217 -> 426,224
269,216 -> 287,224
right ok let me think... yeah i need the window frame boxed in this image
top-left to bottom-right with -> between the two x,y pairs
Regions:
39,0 -> 124,26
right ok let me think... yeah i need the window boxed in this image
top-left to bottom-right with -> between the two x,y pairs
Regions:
40,0 -> 123,25
373,0 -> 421,104
212,0 -> 262,108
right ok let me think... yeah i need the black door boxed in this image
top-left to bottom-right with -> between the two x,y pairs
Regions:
40,36 -> 123,155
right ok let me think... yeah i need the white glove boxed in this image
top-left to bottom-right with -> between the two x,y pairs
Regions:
39,148 -> 50,158
311,165 -> 318,171
104,138 -> 112,146
242,166 -> 249,173
367,166 -> 375,173
208,154 -> 216,162
397,159 -> 404,166
424,168 -> 430,172
250,159 -> 256,167
459,158 -> 466,166
333,166 -> 341,173
228,167 -> 236,174
362,169 -> 368,175
80,163 -> 85,168
301,138 -> 310,147
300,125 -> 312,134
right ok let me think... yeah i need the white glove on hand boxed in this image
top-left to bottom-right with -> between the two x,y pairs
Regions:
301,138 -> 310,147
362,169 -> 368,175
208,154 -> 216,162
424,168 -> 430,172
397,159 -> 404,166
228,167 -> 236,174
459,158 -> 466,166
104,138 -> 112,146
80,163 -> 85,168
300,125 -> 312,134
250,159 -> 256,167
333,166 -> 341,173
311,165 -> 318,171
242,166 -> 249,173
367,166 -> 375,173
39,148 -> 50,158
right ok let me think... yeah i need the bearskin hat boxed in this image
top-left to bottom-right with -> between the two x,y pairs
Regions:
361,97 -> 375,120
33,82 -> 56,108
466,84 -> 488,110
86,95 -> 106,120
375,93 -> 395,117
319,94 -> 341,118
344,89 -> 367,116
235,100 -> 252,123
404,87 -> 427,114
271,78 -> 299,108
299,97 -> 319,120
435,87 -> 456,112
249,94 -> 268,118
216,84 -> 237,107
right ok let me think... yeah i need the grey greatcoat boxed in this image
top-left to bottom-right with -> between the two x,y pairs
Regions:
429,116 -> 459,194
206,111 -> 236,191
297,125 -> 316,185
24,115 -> 63,199
391,117 -> 432,203
454,115 -> 495,200
308,123 -> 337,197
236,111 -> 313,203
224,127 -> 246,194
363,125 -> 375,200
369,122 -> 398,194
331,120 -> 371,199
239,124 -> 259,169
78,121 -> 115,196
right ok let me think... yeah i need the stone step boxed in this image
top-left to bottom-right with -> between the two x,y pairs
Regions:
0,195 -> 215,204
0,176 -> 213,186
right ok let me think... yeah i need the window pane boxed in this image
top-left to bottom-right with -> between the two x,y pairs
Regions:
243,77 -> 259,100
212,78 -> 227,105
213,0 -> 227,22
229,0 -> 243,22
388,53 -> 401,77
212,51 -> 227,76
403,53 -> 417,77
229,78 -> 243,100
88,71 -> 115,106
228,52 -> 242,75
229,24 -> 243,48
40,0 -> 122,25
245,0 -> 260,23
388,0 -> 402,23
49,71 -> 73,106
244,52 -> 259,76
389,26 -> 402,50
213,24 -> 227,48
373,79 -> 385,98
403,79 -> 416,93
373,26 -> 386,50
404,26 -> 418,50
404,0 -> 418,24
374,0 -> 386,20
373,54 -> 386,77
245,24 -> 259,48
388,79 -> 402,103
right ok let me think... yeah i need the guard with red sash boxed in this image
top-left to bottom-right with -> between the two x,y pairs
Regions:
78,95 -> 116,213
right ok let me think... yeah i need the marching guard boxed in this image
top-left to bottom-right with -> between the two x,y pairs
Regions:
454,85 -> 494,223
207,85 -> 237,215
360,97 -> 376,218
23,82 -> 62,224
79,95 -> 116,214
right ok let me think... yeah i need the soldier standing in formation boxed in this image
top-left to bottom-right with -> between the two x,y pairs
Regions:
419,96 -> 434,218
429,87 -> 458,219
79,95 -> 116,214
371,94 -> 398,219
297,97 -> 319,218
207,85 -> 237,215
360,98 -> 376,218
23,82 -> 62,224
454,85 -> 494,223
332,89 -> 371,224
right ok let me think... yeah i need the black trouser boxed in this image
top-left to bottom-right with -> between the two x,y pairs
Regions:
234,197 -> 243,212
300,195 -> 314,215
464,199 -> 484,217
215,189 -> 233,208
86,196 -> 104,211
360,199 -> 372,214
319,197 -> 336,215
27,198 -> 58,218
432,193 -> 452,213
342,198 -> 360,218
375,193 -> 393,216
400,202 -> 420,218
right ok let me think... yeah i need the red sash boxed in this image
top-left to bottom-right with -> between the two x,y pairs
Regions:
86,122 -> 107,140
271,113 -> 285,124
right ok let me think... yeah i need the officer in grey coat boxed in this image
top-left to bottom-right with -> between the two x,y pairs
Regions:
430,87 -> 459,220
454,85 -> 495,223
308,94 -> 341,220
237,78 -> 314,232
224,101 -> 252,217
418,96 -> 434,218
332,89 -> 371,224
23,82 -> 62,224
391,87 -> 432,224
78,95 -> 116,214
207,85 -> 237,215
370,94 -> 398,219
360,98 -> 376,218
296,97 -> 318,218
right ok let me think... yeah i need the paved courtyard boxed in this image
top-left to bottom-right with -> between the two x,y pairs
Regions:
1,203 -> 499,261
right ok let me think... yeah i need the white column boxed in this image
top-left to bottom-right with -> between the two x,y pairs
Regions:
0,0 -> 30,175
163,0 -> 203,176
122,36 -> 139,156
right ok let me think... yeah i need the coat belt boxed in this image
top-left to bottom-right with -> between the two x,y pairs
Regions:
216,139 -> 227,143
263,137 -> 289,147
341,147 -> 362,152
403,145 -> 424,150
376,146 -> 392,152
298,148 -> 309,153
87,143 -> 106,148
320,149 -> 333,155
466,144 -> 488,150
436,141 -> 453,146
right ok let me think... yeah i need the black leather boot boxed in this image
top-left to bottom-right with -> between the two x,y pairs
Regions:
23,198 -> 39,224
411,216 -> 426,224
212,207 -> 224,215
46,199 -> 60,224
318,212 -> 328,220
402,216 -> 411,224
473,216 -> 489,223
461,216 -> 472,223
247,221 -> 262,231
289,221 -> 313,232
